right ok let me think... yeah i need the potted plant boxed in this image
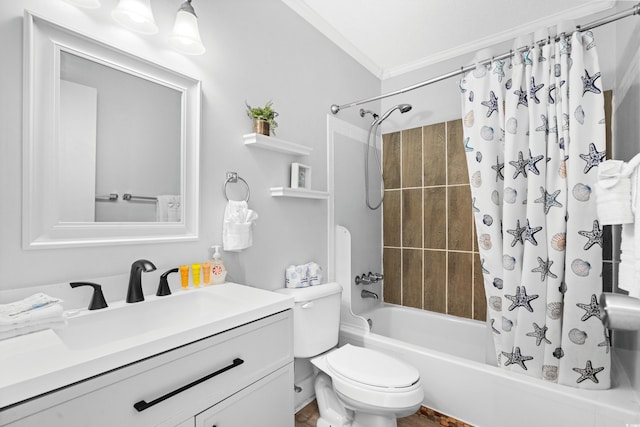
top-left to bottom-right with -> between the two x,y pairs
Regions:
245,101 -> 279,136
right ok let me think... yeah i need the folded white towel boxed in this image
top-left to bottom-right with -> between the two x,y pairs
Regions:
0,293 -> 63,325
0,319 -> 67,341
156,195 -> 181,222
618,164 -> 640,298
223,200 -> 258,252
595,159 -> 638,225
0,304 -> 64,329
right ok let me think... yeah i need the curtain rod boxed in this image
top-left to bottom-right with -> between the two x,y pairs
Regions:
330,2 -> 640,115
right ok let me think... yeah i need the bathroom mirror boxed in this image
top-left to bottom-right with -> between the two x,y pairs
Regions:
23,12 -> 201,248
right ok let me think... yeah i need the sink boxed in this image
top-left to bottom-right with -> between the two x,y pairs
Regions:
55,289 -> 233,350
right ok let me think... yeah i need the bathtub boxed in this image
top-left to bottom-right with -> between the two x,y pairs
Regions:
339,303 -> 640,427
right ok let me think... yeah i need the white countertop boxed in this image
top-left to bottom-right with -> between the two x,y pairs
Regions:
0,283 -> 293,409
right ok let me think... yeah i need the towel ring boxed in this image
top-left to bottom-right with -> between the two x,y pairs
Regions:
224,172 -> 250,202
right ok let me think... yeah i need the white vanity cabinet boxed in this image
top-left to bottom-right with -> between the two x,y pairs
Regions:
3,310 -> 293,427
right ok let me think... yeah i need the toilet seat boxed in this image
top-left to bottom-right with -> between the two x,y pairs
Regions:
315,344 -> 424,411
326,344 -> 420,389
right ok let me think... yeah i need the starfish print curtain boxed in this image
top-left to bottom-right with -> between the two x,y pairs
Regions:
460,31 -> 610,389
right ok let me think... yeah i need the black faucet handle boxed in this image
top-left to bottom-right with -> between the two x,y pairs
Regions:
157,268 -> 179,296
70,282 -> 108,310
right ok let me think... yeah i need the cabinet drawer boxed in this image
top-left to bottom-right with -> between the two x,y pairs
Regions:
6,310 -> 292,427
195,363 -> 294,427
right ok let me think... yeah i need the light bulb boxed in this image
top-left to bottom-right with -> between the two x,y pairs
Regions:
64,0 -> 101,9
169,1 -> 206,55
112,0 -> 158,35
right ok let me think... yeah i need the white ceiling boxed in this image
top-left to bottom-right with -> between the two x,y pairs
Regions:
281,0 -> 616,79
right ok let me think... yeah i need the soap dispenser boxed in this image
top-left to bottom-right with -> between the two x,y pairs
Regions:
210,245 -> 227,285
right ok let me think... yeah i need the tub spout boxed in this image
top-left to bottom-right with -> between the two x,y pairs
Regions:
361,289 -> 379,299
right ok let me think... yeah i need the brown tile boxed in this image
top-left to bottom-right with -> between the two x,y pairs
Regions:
473,252 -> 487,321
604,90 -> 612,159
402,127 -> 423,188
448,185 -> 473,251
424,250 -> 446,313
383,190 -> 401,247
402,189 -> 423,248
447,119 -> 469,185
448,252 -> 473,318
423,187 -> 446,249
383,132 -> 401,189
383,248 -> 402,305
403,249 -> 423,309
423,123 -> 446,186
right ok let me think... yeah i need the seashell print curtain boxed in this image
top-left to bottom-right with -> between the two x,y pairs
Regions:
460,31 -> 610,389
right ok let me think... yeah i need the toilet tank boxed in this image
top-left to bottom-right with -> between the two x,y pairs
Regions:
276,282 -> 342,358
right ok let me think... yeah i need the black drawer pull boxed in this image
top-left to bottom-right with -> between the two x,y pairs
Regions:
133,358 -> 244,412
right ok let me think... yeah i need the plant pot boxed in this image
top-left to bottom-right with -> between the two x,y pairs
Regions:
253,119 -> 270,136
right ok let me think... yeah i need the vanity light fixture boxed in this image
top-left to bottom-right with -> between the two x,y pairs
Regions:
168,0 -> 206,55
63,0 -> 101,9
112,0 -> 158,35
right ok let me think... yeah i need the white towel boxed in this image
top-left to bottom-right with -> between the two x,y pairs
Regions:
618,164 -> 640,298
0,293 -> 66,340
0,319 -> 67,341
156,195 -> 181,222
595,158 -> 640,224
223,200 -> 258,252
0,293 -> 63,325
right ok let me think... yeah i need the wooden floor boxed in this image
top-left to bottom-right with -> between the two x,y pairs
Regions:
295,400 -> 442,427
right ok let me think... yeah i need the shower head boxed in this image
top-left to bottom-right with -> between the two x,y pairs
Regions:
377,103 -> 412,124
359,108 -> 379,120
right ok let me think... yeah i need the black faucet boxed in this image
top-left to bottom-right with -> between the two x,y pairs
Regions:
157,267 -> 179,296
70,282 -> 108,310
126,259 -> 157,303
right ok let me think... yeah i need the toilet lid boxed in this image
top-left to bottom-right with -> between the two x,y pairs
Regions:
326,344 -> 419,388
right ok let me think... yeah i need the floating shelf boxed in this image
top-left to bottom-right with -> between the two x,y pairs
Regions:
269,187 -> 329,200
243,133 -> 312,156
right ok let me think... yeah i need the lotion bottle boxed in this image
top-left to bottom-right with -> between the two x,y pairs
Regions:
210,245 -> 227,285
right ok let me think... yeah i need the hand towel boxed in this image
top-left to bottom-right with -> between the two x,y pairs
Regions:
223,200 -> 258,252
595,159 -> 639,224
0,293 -> 63,325
156,195 -> 181,222
618,164 -> 640,298
0,319 -> 67,341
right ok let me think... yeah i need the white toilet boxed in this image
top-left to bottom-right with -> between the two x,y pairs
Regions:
277,282 -> 423,427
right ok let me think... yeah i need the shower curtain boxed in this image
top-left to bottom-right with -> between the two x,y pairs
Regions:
460,31 -> 610,389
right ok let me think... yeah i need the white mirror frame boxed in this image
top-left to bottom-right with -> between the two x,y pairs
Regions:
23,11 -> 201,249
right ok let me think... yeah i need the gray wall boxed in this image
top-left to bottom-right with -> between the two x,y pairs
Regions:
0,0 -> 379,293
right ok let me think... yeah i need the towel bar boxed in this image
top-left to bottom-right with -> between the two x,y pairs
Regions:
123,193 -> 158,202
224,172 -> 250,202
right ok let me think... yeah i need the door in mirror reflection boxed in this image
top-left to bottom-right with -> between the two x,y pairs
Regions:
59,51 -> 181,222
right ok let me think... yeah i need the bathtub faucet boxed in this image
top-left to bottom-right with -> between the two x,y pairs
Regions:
355,272 -> 384,285
361,289 -> 379,300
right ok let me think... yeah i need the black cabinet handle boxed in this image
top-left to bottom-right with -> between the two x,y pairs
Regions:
133,358 -> 244,412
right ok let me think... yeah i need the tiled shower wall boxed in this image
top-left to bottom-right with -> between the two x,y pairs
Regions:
382,119 -> 486,321
382,92 -> 613,322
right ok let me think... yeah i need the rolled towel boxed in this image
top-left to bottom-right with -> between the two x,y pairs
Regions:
223,200 -> 258,252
